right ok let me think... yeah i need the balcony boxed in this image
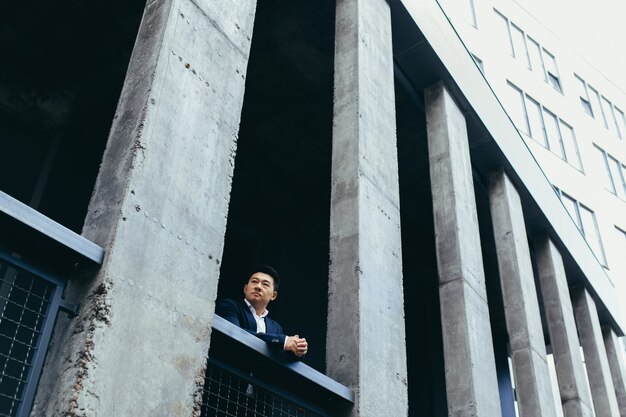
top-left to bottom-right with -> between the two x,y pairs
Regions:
0,191 -> 103,417
204,316 -> 355,416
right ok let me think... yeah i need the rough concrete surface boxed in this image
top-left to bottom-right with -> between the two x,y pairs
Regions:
32,0 -> 256,415
534,236 -> 594,417
602,325 -> 626,417
572,286 -> 621,417
489,170 -> 557,417
327,0 -> 408,415
425,81 -> 502,417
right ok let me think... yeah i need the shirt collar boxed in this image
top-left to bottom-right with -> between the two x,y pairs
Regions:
244,299 -> 269,318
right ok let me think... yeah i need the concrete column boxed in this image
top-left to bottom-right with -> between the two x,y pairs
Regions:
33,1 -> 256,416
573,286 -> 621,417
488,170 -> 558,417
425,81 -> 502,417
603,326 -> 626,416
327,0 -> 408,415
534,236 -> 594,417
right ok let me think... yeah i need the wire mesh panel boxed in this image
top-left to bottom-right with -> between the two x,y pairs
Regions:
201,360 -> 325,417
0,261 -> 54,417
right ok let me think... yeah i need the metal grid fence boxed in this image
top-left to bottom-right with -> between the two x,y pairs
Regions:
0,254 -> 61,417
0,261 -> 54,417
201,359 -> 325,417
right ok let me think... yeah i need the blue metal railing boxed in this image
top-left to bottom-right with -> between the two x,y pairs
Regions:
0,249 -> 77,417
205,316 -> 355,417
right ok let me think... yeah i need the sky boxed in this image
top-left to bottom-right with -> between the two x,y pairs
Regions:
513,0 -> 626,93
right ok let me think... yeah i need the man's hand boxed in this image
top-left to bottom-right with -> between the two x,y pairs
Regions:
285,335 -> 308,357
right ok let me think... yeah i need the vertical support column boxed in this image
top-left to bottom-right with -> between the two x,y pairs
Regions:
327,0 -> 408,415
573,286 -> 621,417
488,169 -> 558,417
534,236 -> 594,417
425,81 -> 502,417
33,1 -> 257,415
603,325 -> 626,416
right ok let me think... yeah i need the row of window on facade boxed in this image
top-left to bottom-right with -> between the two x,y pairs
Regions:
575,75 -> 626,140
553,187 -> 608,267
506,82 -> 626,202
494,9 -> 626,142
506,81 -> 582,171
459,4 -> 626,275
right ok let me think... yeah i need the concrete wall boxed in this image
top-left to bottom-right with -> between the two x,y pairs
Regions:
327,0 -> 408,415
32,0 -> 256,415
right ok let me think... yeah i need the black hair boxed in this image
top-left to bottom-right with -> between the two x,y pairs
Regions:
248,265 -> 281,291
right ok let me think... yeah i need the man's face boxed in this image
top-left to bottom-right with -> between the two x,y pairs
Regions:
243,272 -> 277,310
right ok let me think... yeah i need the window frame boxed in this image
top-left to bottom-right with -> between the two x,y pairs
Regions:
574,74 -> 593,117
506,82 -> 583,171
555,190 -> 608,267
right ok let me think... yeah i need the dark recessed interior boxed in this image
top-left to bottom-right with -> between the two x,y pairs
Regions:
0,0 -> 146,233
215,0 -> 336,373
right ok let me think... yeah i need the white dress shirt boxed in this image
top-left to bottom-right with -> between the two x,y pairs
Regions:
244,299 -> 288,350
244,299 -> 269,334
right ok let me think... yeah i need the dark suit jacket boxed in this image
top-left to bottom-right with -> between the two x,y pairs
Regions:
215,299 -> 286,349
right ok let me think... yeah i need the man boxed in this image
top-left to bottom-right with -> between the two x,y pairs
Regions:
215,265 -> 308,357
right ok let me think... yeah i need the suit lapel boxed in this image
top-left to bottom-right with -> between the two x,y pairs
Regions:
240,300 -> 257,332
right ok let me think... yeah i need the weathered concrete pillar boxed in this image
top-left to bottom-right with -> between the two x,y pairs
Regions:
33,1 -> 256,415
603,325 -> 626,416
573,286 -> 621,417
488,170 -> 558,417
534,236 -> 594,417
425,81 -> 502,417
327,0 -> 408,415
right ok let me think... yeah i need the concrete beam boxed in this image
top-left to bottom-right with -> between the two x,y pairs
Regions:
327,0 -> 408,415
488,170 -> 557,417
425,81 -> 502,417
32,0 -> 256,415
573,286 -> 621,417
603,326 -> 626,416
534,236 -> 594,417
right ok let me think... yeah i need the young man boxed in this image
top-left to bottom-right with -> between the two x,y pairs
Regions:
215,265 -> 308,357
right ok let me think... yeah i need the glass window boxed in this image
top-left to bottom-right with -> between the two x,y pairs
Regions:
621,163 -> 626,197
472,54 -> 484,73
589,86 -> 606,126
561,193 -> 581,229
543,109 -> 561,154
601,96 -> 615,132
574,75 -> 593,117
542,49 -> 562,92
607,155 -> 626,199
559,121 -> 582,170
511,24 -> 530,69
527,37 -> 544,78
596,146 -> 617,195
608,105 -> 622,139
579,205 -> 607,266
615,107 -> 626,140
595,145 -> 626,199
495,10 -> 514,56
507,82 -> 529,135
526,96 -> 547,146
466,0 -> 478,28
